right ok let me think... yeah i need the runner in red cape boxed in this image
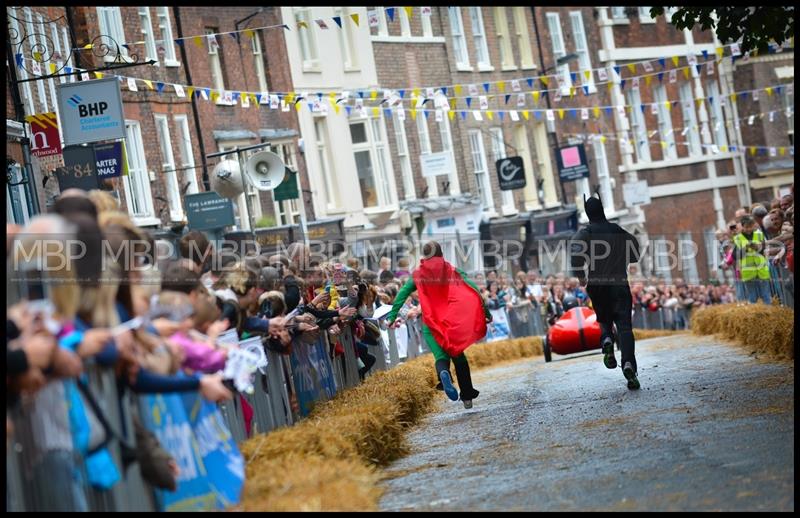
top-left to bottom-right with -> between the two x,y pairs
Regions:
387,241 -> 491,409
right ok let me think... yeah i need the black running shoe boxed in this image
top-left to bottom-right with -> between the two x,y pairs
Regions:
622,362 -> 640,390
602,337 -> 617,370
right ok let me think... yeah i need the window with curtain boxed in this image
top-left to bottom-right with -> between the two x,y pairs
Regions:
494,7 -> 515,69
154,115 -> 183,221
96,7 -> 128,58
546,13 -> 571,95
173,115 -> 199,195
393,119 -> 416,200
469,130 -> 494,211
679,82 -> 702,157
512,7 -> 535,69
206,28 -> 226,93
570,11 -> 596,93
155,7 -> 178,64
138,7 -> 158,62
469,7 -> 491,68
448,7 -> 470,68
626,87 -> 651,162
489,127 -> 516,212
123,120 -> 156,220
653,84 -> 677,160
252,33 -> 268,92
705,80 -> 729,149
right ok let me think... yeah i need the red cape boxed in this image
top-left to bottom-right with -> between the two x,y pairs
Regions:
412,257 -> 487,357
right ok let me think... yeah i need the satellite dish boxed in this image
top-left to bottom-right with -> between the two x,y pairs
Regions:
245,151 -> 285,192
210,159 -> 244,199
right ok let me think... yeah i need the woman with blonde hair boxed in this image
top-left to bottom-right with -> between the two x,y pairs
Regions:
87,189 -> 119,214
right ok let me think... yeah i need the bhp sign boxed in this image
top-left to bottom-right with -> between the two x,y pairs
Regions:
24,112 -> 62,158
56,77 -> 125,146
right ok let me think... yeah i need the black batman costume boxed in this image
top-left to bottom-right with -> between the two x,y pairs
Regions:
570,192 -> 642,389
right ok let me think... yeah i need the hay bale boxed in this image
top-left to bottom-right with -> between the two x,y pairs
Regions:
242,454 -> 380,511
692,303 -> 794,360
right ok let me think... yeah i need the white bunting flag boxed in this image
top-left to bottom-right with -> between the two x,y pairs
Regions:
511,79 -> 521,92
730,43 -> 741,56
200,89 -> 209,101
81,72 -> 90,81
643,61 -> 654,72
669,70 -> 677,83
270,94 -> 279,109
479,96 -> 489,110
127,77 -> 138,91
517,93 -> 526,107
651,103 -> 658,114
597,67 -> 608,81
260,92 -> 269,104
617,105 -> 625,117
509,110 -> 519,121
207,34 -> 219,52
707,60 -> 714,75
473,111 -> 483,121
32,60 -> 42,75
174,84 -> 185,98
687,54 -> 697,65
546,109 -> 555,121
769,111 -> 775,122
426,87 -> 435,99
748,115 -> 755,126
752,89 -> 758,101
581,108 -> 589,120
769,147 -> 777,157
358,105 -> 368,118
368,10 -> 379,27
282,100 -> 290,112
468,84 -> 479,96
632,77 -> 640,89
435,110 -> 443,122
397,105 -> 406,120
315,19 -> 329,29
421,6 -> 432,16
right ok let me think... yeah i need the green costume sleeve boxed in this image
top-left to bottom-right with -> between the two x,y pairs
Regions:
457,268 -> 491,320
387,277 -> 416,323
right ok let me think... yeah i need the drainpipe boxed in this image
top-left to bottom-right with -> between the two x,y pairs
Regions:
174,7 -> 210,191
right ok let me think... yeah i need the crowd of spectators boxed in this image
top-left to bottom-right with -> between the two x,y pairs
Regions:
6,185 -> 793,510
716,185 -> 794,307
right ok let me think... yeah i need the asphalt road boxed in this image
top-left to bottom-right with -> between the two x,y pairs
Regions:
380,335 -> 794,512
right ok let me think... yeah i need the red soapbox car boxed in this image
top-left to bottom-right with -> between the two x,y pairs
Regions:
542,306 -> 608,362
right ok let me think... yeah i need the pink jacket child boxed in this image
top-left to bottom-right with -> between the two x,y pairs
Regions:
168,332 -> 228,373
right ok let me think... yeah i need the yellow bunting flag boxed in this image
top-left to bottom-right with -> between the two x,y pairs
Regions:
730,93 -> 737,102
33,51 -> 42,62
410,109 -> 417,120
487,111 -> 494,120
540,76 -> 549,87
372,107 -> 379,117
570,86 -> 576,98
94,72 -> 104,79
696,98 -> 703,107
660,141 -> 667,149
682,68 -> 690,79
404,7 -> 413,19
350,13 -> 360,26
193,36 -> 203,48
298,21 -> 308,29
645,76 -> 652,86
627,63 -> 636,74
143,79 -> 154,90
448,110 -> 455,120
533,91 -> 540,103
286,92 -> 295,104
665,101 -> 671,110
671,56 -> 679,67
498,81 -> 506,93
454,84 -> 462,95
716,47 -> 724,59
779,147 -> 786,156
329,92 -> 336,103
413,88 -> 421,98
245,29 -> 254,39
600,136 -> 607,143
187,87 -> 195,98
370,90 -> 378,101
333,104 -> 340,114
765,87 -> 773,96
584,70 -> 591,81
49,63 -> 57,73
720,145 -> 728,153
558,109 -> 565,120
449,98 -> 456,110
593,107 -> 600,119
749,147 -> 756,156
83,43 -> 93,49
522,110 -> 530,120
607,82 -> 614,91
210,91 -> 219,102
251,93 -> 258,104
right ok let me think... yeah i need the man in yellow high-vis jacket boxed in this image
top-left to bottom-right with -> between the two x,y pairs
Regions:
733,216 -> 772,304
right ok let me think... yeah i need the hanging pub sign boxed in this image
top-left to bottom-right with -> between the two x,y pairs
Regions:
25,112 -> 62,158
56,77 -> 126,146
555,143 -> 591,182
496,156 -> 526,190
55,145 -> 99,191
